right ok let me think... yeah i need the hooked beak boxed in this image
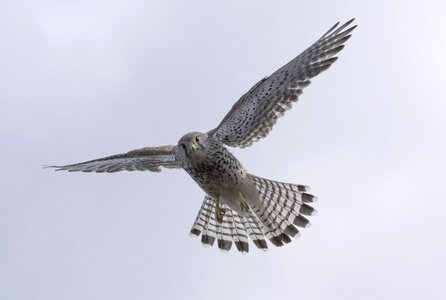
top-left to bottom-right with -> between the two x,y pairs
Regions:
185,141 -> 199,158
190,141 -> 199,152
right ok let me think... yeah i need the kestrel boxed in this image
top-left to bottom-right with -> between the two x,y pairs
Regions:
47,19 -> 356,253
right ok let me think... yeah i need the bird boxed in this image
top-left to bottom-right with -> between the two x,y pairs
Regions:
46,19 -> 356,253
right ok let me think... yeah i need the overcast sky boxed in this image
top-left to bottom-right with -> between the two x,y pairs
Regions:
1,1 -> 446,299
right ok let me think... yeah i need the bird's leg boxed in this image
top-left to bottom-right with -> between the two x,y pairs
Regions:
215,197 -> 226,224
238,191 -> 250,212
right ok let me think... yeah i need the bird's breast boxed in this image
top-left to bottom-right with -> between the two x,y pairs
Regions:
184,147 -> 245,198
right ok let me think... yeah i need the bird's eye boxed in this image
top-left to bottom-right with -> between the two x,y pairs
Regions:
181,144 -> 186,149
195,136 -> 200,143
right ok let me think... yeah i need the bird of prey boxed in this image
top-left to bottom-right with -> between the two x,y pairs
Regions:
47,19 -> 356,253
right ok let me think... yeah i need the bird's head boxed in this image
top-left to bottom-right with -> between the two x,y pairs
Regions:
177,132 -> 209,161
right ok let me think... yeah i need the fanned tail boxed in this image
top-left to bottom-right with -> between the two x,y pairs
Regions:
189,174 -> 317,253
248,173 -> 317,229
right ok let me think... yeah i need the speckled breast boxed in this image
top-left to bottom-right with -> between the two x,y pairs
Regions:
183,143 -> 246,198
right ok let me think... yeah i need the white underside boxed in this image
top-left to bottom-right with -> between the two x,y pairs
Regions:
219,178 -> 260,215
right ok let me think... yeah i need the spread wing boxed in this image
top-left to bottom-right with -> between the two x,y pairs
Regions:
45,145 -> 180,173
210,19 -> 357,148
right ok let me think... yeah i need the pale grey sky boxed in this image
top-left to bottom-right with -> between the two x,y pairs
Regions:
1,1 -> 446,299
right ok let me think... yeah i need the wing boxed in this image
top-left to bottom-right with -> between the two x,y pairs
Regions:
210,19 -> 357,148
45,145 -> 180,173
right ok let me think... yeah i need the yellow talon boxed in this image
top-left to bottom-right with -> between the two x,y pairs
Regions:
215,199 -> 225,223
239,191 -> 250,212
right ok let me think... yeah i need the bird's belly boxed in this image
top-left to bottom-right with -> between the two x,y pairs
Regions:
192,169 -> 242,198
219,188 -> 244,212
219,181 -> 259,215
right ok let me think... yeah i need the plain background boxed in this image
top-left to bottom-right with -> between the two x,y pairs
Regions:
1,1 -> 445,299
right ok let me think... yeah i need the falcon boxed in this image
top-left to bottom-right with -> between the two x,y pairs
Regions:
47,19 -> 356,253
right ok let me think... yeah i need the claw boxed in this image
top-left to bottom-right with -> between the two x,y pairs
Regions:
215,199 -> 226,223
239,192 -> 250,212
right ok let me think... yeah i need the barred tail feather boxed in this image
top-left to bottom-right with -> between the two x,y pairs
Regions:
231,212 -> 250,253
242,211 -> 268,251
189,195 -> 210,236
215,207 -> 233,251
193,195 -> 216,246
